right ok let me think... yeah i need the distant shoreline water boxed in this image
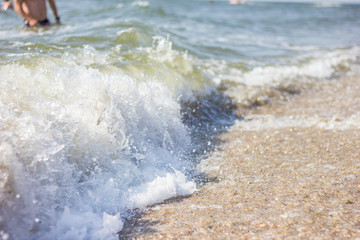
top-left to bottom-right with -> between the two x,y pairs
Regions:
0,1 -> 359,239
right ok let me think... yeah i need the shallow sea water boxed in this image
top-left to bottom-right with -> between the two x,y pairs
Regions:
0,1 -> 359,239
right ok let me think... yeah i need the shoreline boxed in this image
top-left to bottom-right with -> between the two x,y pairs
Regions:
119,74 -> 360,239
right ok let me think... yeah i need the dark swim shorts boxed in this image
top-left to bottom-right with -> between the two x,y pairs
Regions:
24,18 -> 51,27
38,18 -> 51,26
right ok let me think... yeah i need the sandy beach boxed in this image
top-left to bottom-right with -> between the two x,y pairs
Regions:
119,74 -> 360,239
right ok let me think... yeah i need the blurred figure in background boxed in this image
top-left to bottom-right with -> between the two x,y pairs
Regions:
229,0 -> 240,4
12,0 -> 60,27
229,0 -> 247,4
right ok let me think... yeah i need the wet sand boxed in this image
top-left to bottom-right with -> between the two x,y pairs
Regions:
120,74 -> 360,239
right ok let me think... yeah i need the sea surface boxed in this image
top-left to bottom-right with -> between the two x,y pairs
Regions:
0,0 -> 359,239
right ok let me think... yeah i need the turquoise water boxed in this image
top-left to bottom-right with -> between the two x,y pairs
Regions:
0,1 -> 359,239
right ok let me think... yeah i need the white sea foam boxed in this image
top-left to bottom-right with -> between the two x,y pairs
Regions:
129,170 -> 196,208
221,47 -> 360,108
240,48 -> 359,86
0,54 -> 195,239
131,1 -> 150,7
313,2 -> 342,8
235,113 -> 360,131
202,47 -> 360,91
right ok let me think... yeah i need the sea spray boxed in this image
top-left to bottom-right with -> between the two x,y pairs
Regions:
0,58 -> 196,239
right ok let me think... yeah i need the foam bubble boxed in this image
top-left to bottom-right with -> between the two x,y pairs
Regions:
130,170 -> 197,208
